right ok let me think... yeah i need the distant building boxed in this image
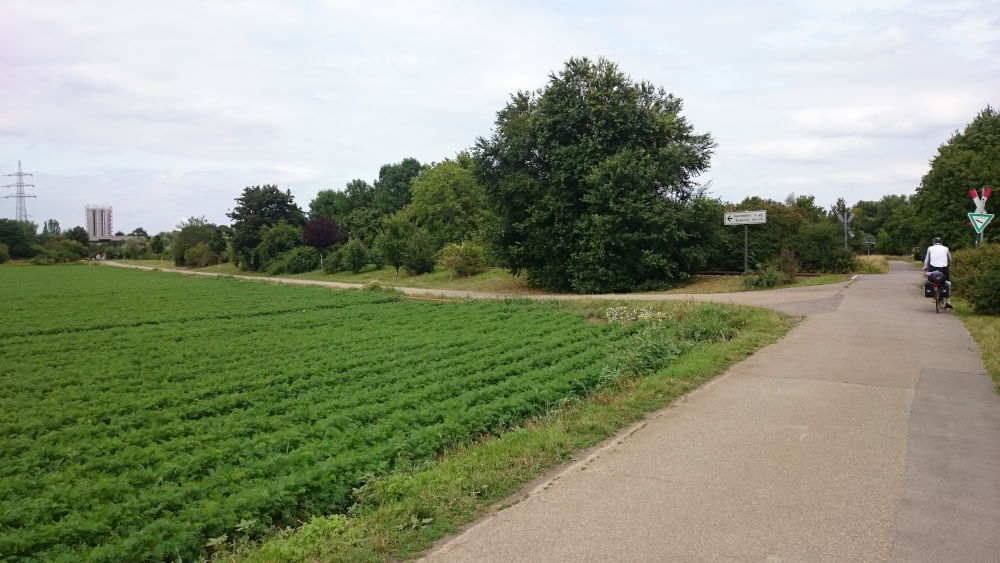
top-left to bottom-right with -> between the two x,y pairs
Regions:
86,205 -> 114,241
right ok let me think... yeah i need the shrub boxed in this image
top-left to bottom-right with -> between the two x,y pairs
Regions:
770,248 -> 800,284
44,239 -> 90,263
792,222 -> 856,272
269,246 -> 320,275
30,255 -> 55,265
322,248 -> 343,274
183,243 -> 220,268
402,229 -> 437,275
341,239 -> 368,273
953,243 -> 1000,314
438,241 -> 487,278
742,265 -> 782,288
0,242 -> 8,263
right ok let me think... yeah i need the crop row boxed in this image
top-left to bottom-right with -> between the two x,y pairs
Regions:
0,265 -> 397,338
1,267 -> 636,561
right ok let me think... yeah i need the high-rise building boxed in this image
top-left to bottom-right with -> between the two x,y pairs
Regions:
85,205 -> 114,241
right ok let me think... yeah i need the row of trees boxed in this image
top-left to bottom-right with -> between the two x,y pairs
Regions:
3,60 -> 995,293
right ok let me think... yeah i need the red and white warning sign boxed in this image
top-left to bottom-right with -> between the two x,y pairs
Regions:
968,187 -> 994,234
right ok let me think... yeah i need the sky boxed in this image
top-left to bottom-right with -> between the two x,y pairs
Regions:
2,0 -> 998,235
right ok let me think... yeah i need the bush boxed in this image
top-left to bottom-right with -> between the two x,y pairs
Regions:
268,246 -> 320,275
183,243 -> 220,268
30,255 -> 55,266
770,248 -> 799,284
953,243 -> 1000,314
0,243 -> 10,263
792,222 -> 856,272
742,265 -> 782,288
438,241 -> 487,278
402,229 -> 437,275
44,239 -> 90,263
341,239 -> 368,274
322,248 -> 343,274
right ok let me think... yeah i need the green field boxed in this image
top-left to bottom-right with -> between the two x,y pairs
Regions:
1,265 -> 758,561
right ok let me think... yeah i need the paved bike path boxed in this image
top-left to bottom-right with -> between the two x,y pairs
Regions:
420,261 -> 1000,562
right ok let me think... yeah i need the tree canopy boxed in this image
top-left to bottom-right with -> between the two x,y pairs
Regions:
373,158 -> 424,215
228,185 -> 305,270
403,156 -> 493,247
474,57 -> 715,292
913,106 -> 1000,248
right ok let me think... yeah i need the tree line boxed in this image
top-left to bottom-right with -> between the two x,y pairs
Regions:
2,58 -> 996,293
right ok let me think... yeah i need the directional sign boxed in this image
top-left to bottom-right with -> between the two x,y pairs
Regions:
724,210 -> 766,225
969,213 -> 994,234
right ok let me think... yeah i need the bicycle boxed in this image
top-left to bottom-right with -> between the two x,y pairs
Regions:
924,270 -> 950,313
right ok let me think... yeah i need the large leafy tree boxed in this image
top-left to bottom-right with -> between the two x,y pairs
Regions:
403,155 -> 493,247
474,57 -> 715,292
303,216 -> 344,267
913,106 -> 1000,249
228,185 -> 305,270
0,219 -> 39,258
373,158 -> 424,215
172,216 -> 217,267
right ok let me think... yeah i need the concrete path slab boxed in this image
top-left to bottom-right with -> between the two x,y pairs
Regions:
420,261 -> 1000,562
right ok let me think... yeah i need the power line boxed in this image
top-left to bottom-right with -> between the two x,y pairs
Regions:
3,160 -> 37,222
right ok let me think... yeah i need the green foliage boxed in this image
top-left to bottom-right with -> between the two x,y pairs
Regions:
184,242 -> 221,267
254,221 -> 303,270
913,106 -> 1000,249
342,206 -> 383,246
30,255 -> 55,265
268,246 -> 320,275
150,234 -> 166,255
173,217 -> 217,267
438,241 -> 488,278
791,222 -> 856,273
404,158 -> 493,247
228,185 -> 306,270
0,242 -> 8,263
374,215 -> 415,276
341,239 -> 369,273
323,247 -> 344,274
373,158 -> 424,215
742,265 -> 782,288
40,219 -> 61,239
64,226 -> 90,247
770,248 -> 800,284
735,197 -> 809,267
953,243 -> 1000,314
42,239 -> 90,263
402,228 -> 437,275
475,56 -> 715,292
0,219 -> 39,258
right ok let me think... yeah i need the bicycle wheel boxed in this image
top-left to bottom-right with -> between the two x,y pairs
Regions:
935,287 -> 941,313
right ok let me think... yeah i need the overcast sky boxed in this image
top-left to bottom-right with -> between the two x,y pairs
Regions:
2,0 -> 997,234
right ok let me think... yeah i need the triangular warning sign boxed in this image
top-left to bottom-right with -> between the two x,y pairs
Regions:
969,213 -> 994,233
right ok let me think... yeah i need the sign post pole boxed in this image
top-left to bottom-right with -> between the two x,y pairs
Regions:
724,210 -> 767,273
744,225 -> 749,273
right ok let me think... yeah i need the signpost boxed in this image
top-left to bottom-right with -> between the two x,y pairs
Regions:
724,210 -> 767,272
837,211 -> 855,249
969,187 -> 993,245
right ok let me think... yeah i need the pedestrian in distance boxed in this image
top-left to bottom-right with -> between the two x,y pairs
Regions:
923,237 -> 953,308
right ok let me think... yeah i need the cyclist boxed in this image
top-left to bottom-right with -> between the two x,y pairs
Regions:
923,236 -> 953,309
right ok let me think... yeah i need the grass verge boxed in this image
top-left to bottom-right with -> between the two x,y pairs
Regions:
953,298 -> 1000,394
214,304 -> 796,562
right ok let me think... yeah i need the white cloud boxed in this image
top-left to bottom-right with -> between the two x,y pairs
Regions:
741,136 -> 875,161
